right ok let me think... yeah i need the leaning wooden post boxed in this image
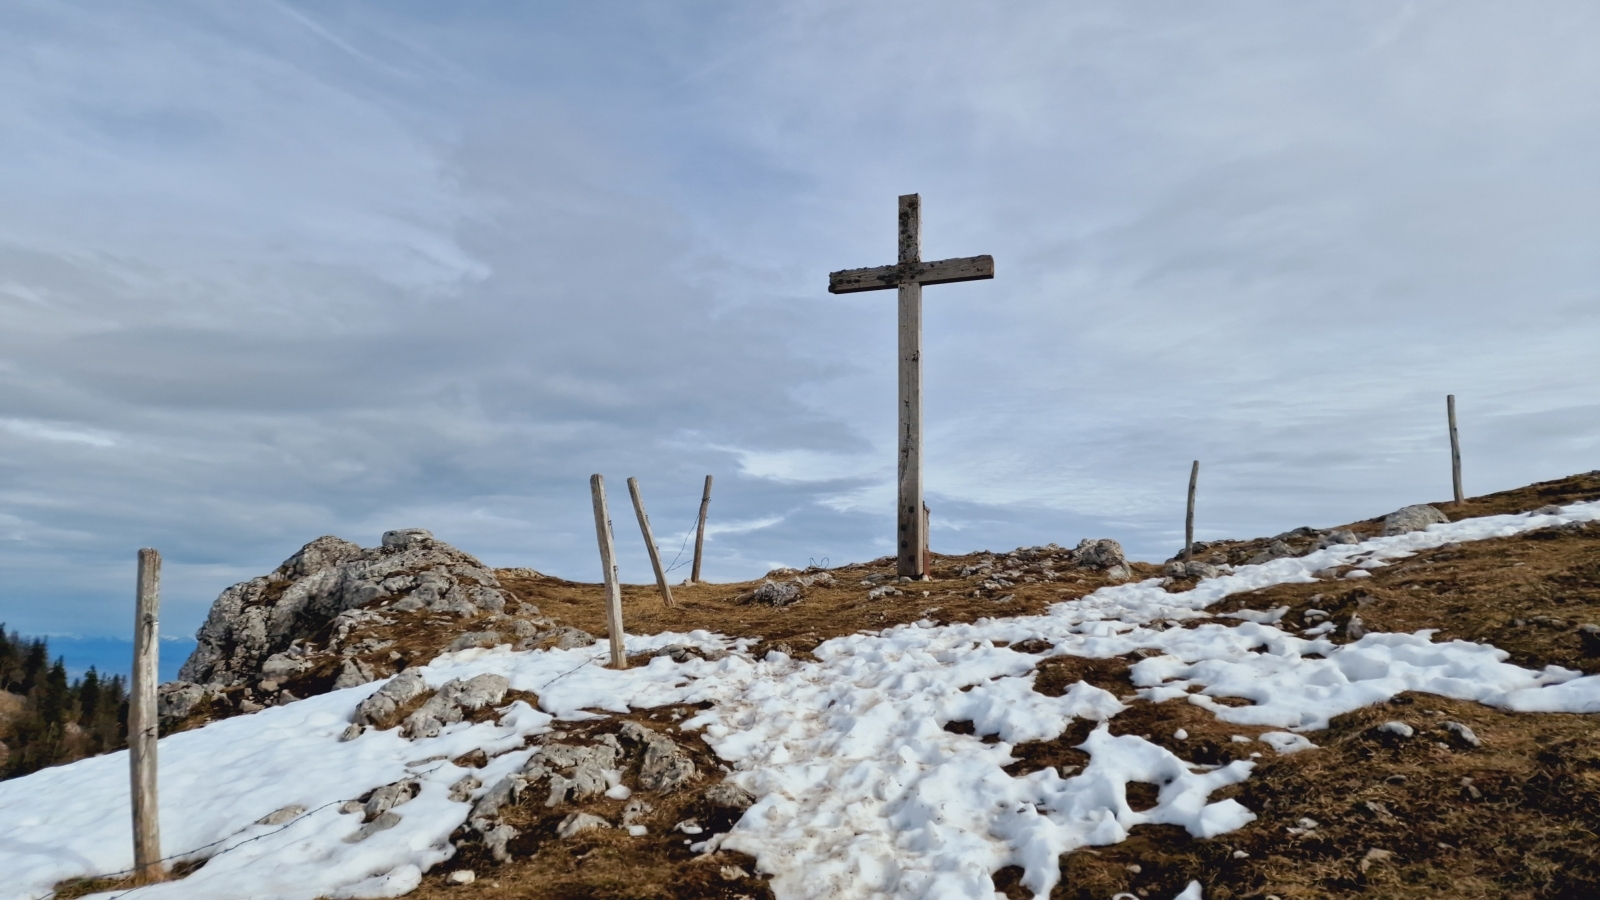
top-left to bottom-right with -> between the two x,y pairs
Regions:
1447,394 -> 1464,503
690,475 -> 713,584
1184,461 -> 1199,562
589,476 -> 627,669
626,477 -> 676,608
130,548 -> 165,885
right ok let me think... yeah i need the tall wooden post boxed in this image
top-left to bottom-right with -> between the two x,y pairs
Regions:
130,548 -> 165,885
1184,461 -> 1199,562
626,478 -> 676,608
691,475 -> 713,584
589,476 -> 627,669
897,194 -> 925,580
828,194 -> 992,580
1447,394 -> 1464,503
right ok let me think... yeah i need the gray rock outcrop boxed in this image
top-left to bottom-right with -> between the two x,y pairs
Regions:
748,580 -> 802,607
176,529 -> 514,689
1070,538 -> 1126,570
1383,505 -> 1448,536
400,674 -> 511,739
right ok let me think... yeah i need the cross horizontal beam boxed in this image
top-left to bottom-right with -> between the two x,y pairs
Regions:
827,254 -> 995,294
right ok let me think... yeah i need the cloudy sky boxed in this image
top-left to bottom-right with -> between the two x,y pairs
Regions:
2,1 -> 1597,654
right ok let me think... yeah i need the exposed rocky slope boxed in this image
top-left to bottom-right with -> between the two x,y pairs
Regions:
160,529 -> 593,728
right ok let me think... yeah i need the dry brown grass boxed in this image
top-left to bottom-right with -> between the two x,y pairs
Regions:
496,557 -> 1143,659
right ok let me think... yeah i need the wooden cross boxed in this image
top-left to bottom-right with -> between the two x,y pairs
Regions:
829,194 -> 994,579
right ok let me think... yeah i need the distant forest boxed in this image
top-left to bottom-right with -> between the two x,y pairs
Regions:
0,626 -> 128,780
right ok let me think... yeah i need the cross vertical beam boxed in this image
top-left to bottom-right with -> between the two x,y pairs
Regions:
897,194 -> 924,579
829,194 -> 993,580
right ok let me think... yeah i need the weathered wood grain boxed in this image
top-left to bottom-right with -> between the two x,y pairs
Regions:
130,548 -> 165,885
589,475 -> 627,669
896,196 -> 925,578
1449,394 -> 1464,503
829,192 -> 992,579
826,255 -> 995,294
627,477 -> 676,608
1185,460 -> 1199,562
691,475 -> 713,584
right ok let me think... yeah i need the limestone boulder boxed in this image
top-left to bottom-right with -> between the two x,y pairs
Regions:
1383,505 -> 1448,536
176,531 -> 512,689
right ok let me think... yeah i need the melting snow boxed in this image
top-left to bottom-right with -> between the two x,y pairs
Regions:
1,503 -> 1598,900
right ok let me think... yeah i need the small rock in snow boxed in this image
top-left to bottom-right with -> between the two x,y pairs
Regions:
1173,728 -> 1189,740
1345,614 -> 1369,639
339,724 -> 364,742
364,779 -> 419,819
343,810 -> 401,843
448,775 -> 481,803
1383,504 -> 1448,536
1315,529 -> 1360,549
352,670 -> 429,729
256,805 -> 306,826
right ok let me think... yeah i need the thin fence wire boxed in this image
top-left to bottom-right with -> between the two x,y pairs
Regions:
661,509 -> 701,575
63,797 -> 348,899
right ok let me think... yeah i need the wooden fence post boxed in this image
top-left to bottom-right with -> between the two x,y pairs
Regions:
130,548 -> 165,885
1448,394 -> 1464,503
589,476 -> 627,669
690,476 -> 713,585
922,502 -> 931,578
626,478 -> 676,608
1185,461 -> 1199,562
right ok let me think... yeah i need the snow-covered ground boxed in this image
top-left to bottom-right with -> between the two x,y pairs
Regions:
3,503 -> 1598,900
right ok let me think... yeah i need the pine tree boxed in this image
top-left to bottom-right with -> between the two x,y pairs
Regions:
0,629 -> 130,780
